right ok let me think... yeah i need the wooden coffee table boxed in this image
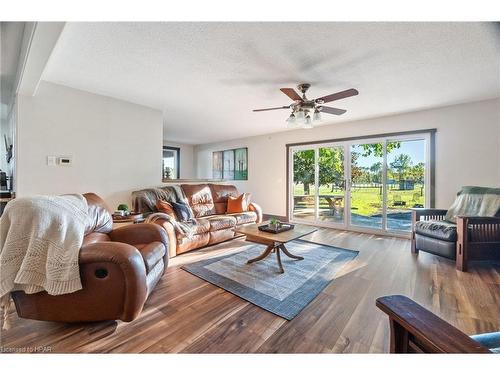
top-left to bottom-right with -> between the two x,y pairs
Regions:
234,222 -> 317,273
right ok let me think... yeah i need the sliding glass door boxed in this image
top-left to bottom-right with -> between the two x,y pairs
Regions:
292,149 -> 316,221
289,133 -> 430,235
291,146 -> 346,225
385,139 -> 426,231
349,142 -> 384,229
318,146 -> 345,225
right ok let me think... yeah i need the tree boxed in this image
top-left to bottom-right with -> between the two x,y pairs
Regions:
409,162 -> 425,184
293,150 -> 315,195
360,142 -> 401,157
369,162 -> 383,183
318,147 -> 344,190
350,151 -> 363,183
389,154 -> 412,182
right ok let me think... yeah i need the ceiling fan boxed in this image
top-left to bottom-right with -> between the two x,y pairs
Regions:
253,83 -> 359,128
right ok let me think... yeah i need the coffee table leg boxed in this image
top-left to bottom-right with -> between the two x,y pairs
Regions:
247,244 -> 274,264
275,247 -> 285,274
280,244 -> 304,260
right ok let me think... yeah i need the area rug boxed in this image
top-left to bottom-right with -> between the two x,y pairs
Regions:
181,240 -> 358,320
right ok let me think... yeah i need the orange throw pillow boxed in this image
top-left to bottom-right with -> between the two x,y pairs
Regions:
227,193 -> 251,214
156,200 -> 177,220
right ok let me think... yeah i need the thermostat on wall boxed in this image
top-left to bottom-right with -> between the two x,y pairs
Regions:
57,156 -> 72,166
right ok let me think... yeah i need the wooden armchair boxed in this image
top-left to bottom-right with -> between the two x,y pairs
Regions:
411,208 -> 500,271
376,295 -> 498,353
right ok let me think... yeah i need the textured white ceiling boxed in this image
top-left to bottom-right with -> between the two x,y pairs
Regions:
42,22 -> 500,144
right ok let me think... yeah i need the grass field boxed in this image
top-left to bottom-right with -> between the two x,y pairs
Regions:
293,184 -> 424,217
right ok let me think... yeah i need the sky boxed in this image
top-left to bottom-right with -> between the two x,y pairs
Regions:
352,139 -> 425,168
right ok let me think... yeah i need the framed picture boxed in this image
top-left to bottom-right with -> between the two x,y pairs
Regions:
212,151 -> 223,179
234,147 -> 248,180
223,149 -> 235,180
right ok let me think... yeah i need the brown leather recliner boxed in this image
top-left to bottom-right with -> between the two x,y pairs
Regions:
11,193 -> 168,323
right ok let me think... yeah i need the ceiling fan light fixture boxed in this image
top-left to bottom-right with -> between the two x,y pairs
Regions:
313,109 -> 321,122
252,83 -> 358,128
303,114 -> 313,129
286,113 -> 296,124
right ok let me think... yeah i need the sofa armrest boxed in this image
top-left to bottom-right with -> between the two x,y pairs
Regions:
79,242 -> 148,321
457,216 -> 500,224
109,223 -> 169,248
145,213 -> 177,258
376,295 -> 491,353
457,215 -> 500,244
248,202 -> 263,223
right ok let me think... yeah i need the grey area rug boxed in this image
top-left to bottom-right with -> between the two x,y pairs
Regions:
181,239 -> 358,320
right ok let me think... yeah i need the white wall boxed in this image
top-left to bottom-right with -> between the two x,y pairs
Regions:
162,140 -> 195,179
195,99 -> 500,216
17,81 -> 163,209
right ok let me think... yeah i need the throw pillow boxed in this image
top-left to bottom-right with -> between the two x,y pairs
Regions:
171,201 -> 195,222
156,200 -> 177,221
227,193 -> 251,214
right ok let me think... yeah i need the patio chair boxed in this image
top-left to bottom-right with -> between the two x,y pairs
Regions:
411,186 -> 500,271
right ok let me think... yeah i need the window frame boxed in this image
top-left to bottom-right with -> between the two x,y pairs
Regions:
162,146 -> 181,180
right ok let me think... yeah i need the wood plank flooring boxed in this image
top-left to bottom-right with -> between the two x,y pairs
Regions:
1,228 -> 499,353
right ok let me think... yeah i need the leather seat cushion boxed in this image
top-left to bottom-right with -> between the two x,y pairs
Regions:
174,219 -> 210,241
135,241 -> 166,273
415,234 -> 456,260
228,211 -> 257,225
415,220 -> 457,242
204,215 -> 237,231
470,332 -> 500,354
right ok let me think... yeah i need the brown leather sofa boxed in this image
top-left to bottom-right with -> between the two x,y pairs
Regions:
133,184 -> 262,257
11,193 -> 169,323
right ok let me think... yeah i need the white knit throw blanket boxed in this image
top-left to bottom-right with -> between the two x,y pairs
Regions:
0,194 -> 90,329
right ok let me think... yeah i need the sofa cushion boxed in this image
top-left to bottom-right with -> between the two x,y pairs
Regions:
204,215 -> 237,231
415,220 -> 457,242
174,219 -> 211,241
415,234 -> 456,260
208,184 -> 239,214
228,211 -> 258,225
135,241 -> 166,273
227,193 -> 251,213
171,201 -> 194,222
181,184 -> 216,217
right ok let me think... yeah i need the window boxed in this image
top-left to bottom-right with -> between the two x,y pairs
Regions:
162,146 -> 180,180
288,130 -> 434,234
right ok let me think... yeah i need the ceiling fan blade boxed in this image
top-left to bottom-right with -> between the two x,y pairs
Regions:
320,106 -> 347,115
315,88 -> 359,104
252,106 -> 290,112
280,88 -> 302,101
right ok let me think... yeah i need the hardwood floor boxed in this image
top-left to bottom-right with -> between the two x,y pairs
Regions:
1,228 -> 499,353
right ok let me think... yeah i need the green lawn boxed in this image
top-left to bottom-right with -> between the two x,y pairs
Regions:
293,184 -> 424,216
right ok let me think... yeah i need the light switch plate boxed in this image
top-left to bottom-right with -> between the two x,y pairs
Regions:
47,156 -> 57,166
